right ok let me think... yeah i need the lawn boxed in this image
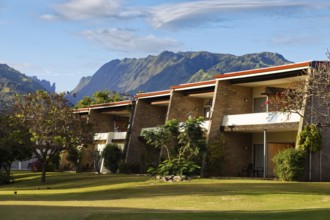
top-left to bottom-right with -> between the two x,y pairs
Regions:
0,172 -> 330,220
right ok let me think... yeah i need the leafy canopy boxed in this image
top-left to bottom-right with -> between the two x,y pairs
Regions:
14,90 -> 94,183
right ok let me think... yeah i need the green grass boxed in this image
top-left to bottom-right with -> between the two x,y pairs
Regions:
1,171 -> 330,220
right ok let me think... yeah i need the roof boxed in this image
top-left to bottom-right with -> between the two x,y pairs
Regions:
73,108 -> 89,114
135,89 -> 171,99
214,61 -> 314,81
89,100 -> 133,110
170,79 -> 216,91
74,100 -> 132,113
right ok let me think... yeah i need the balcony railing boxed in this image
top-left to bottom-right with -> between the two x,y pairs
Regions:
222,112 -> 301,127
111,132 -> 127,140
94,132 -> 127,142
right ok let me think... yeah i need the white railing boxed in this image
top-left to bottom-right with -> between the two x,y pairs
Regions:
94,132 -> 110,141
111,132 -> 127,140
201,120 -> 210,131
222,112 -> 301,126
94,132 -> 127,142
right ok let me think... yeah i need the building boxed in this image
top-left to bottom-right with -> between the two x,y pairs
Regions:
71,61 -> 329,180
61,100 -> 133,173
209,61 -> 329,180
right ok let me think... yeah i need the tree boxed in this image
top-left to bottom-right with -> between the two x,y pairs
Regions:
102,144 -> 122,173
0,113 -> 33,184
143,117 -> 206,178
14,91 -> 94,183
143,119 -> 180,162
76,90 -> 122,108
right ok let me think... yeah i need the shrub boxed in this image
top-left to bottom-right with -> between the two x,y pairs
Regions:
147,158 -> 200,177
102,144 -> 122,173
273,148 -> 307,181
298,124 -> 322,152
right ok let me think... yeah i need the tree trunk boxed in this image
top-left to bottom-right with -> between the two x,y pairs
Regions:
200,152 -> 207,178
41,162 -> 47,183
309,150 -> 312,181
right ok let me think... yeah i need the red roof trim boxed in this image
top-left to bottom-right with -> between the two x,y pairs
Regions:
89,100 -> 132,108
214,62 -> 312,79
73,108 -> 89,113
135,90 -> 171,98
170,80 -> 216,89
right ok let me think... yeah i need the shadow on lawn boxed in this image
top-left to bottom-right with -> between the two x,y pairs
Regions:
0,205 -> 329,220
6,172 -> 150,190
2,181 -> 330,201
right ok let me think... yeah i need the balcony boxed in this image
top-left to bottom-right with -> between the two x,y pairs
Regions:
111,132 -> 127,140
222,112 -> 301,127
94,132 -> 127,142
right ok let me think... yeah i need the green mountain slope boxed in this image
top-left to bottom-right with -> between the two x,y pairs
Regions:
67,51 -> 292,103
0,64 -> 48,106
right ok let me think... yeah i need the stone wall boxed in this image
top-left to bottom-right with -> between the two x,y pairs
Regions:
89,110 -> 113,132
206,81 -> 253,176
125,99 -> 168,166
167,91 -> 205,121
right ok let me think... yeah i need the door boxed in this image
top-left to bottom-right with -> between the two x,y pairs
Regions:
267,143 -> 295,177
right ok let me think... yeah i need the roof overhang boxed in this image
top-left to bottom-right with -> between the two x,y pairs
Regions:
135,90 -> 171,100
215,62 -> 314,85
171,80 -> 216,91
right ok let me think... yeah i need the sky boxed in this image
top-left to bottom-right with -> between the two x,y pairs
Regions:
1,0 -> 330,92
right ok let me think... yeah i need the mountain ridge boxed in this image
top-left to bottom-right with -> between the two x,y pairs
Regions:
0,64 -> 55,106
67,51 -> 291,104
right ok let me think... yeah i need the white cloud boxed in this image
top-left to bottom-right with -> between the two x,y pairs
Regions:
39,14 -> 58,21
41,0 -> 143,21
80,28 -> 181,53
148,0 -> 308,29
271,34 -> 314,45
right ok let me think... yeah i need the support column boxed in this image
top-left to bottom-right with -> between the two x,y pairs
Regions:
263,129 -> 267,178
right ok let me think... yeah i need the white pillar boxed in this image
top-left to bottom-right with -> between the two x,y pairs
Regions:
263,129 -> 267,178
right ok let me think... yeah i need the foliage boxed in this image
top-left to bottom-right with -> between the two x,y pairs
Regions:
204,134 -> 225,175
298,124 -> 322,152
102,144 -> 122,173
0,112 -> 33,184
143,119 -> 179,161
273,148 -> 307,181
76,90 -> 122,108
144,117 -> 206,177
66,146 -> 84,172
14,90 -> 94,182
147,158 -> 200,176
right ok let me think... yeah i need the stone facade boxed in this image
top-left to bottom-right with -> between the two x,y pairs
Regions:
167,91 -> 206,121
125,98 -> 168,167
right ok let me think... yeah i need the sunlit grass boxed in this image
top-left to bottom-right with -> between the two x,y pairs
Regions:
0,171 -> 330,219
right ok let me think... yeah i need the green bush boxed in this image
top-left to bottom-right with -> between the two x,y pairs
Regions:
298,124 -> 322,152
102,144 -> 122,173
147,158 -> 200,177
273,148 -> 307,181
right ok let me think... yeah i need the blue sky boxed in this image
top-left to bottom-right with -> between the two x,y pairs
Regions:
1,0 -> 330,92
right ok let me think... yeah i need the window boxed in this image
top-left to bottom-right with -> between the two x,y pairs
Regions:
254,97 -> 267,113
